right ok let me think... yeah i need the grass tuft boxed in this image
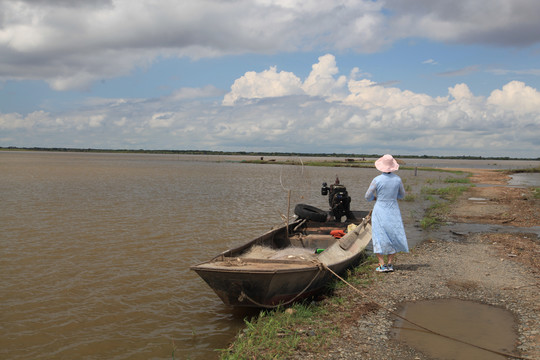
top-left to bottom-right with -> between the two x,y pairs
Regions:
220,301 -> 338,359
419,184 -> 470,229
403,194 -> 417,202
444,177 -> 471,184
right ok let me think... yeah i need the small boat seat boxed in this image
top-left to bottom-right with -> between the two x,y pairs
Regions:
289,234 -> 337,249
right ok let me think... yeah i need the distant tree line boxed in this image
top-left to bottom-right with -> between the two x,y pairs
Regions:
0,146 -> 538,161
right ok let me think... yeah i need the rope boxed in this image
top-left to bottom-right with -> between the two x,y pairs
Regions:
238,260 -> 324,309
322,263 -> 532,360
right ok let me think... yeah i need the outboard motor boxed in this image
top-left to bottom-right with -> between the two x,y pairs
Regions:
321,176 -> 354,222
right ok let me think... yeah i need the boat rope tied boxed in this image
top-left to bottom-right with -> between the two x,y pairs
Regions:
321,263 -> 532,360
238,261 -> 324,309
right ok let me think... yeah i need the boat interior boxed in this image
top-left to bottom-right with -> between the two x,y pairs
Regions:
215,210 -> 370,261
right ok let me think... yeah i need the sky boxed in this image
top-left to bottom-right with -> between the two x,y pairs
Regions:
1,0 -> 539,157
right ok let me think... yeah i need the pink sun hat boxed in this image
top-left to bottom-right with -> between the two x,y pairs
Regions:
375,154 -> 399,172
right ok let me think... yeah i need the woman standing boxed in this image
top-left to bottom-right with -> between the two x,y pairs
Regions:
365,154 -> 409,272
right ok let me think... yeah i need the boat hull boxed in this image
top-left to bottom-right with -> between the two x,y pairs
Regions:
191,210 -> 372,307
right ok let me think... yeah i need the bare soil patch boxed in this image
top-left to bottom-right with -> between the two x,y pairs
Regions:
446,169 -> 539,227
474,232 -> 540,272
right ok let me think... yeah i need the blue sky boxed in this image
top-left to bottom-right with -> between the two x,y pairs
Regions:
1,0 -> 539,157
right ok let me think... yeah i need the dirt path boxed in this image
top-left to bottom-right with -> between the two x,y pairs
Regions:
447,169 -> 539,227
293,169 -> 539,360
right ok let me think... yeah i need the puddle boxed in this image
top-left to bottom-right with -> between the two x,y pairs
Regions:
473,173 -> 540,188
391,299 -> 518,360
509,173 -> 540,187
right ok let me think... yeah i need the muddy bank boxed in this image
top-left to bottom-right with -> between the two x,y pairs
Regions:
292,169 -> 539,360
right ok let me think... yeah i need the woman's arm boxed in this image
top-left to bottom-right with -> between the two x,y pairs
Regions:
397,180 -> 405,200
365,179 -> 377,201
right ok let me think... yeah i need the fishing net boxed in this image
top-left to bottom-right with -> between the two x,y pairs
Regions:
240,245 -> 316,260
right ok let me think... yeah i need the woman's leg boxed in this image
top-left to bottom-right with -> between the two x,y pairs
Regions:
376,253 -> 385,266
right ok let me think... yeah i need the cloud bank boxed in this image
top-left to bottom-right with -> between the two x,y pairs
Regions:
1,0 -> 540,90
2,54 -> 539,157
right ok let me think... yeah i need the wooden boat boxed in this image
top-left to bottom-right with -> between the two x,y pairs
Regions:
190,208 -> 372,307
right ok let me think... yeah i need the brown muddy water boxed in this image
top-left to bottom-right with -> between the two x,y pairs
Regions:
391,299 -> 518,359
1,152 -> 537,359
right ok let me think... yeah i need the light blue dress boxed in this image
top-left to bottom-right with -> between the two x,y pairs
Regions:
365,173 -> 409,254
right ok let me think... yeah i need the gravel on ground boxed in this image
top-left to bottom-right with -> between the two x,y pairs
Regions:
292,169 -> 539,360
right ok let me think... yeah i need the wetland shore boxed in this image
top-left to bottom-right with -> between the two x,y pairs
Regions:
223,168 -> 539,360
293,168 -> 540,360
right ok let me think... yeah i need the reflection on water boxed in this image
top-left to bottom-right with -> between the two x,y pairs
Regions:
1,152 -> 535,359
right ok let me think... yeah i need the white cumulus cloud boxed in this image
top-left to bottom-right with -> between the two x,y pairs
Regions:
222,66 -> 303,106
1,54 -> 539,157
487,80 -> 540,114
223,54 -> 348,105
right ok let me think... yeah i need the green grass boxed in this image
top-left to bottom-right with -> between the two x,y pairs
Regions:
419,184 -> 471,229
420,216 -> 440,229
220,256 -> 377,360
532,187 -> 540,199
343,257 -> 379,287
444,177 -> 471,184
219,301 -> 337,359
420,200 -> 448,229
430,185 -> 469,199
403,194 -> 417,202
